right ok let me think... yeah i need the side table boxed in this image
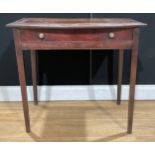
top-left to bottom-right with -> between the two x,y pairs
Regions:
6,18 -> 146,133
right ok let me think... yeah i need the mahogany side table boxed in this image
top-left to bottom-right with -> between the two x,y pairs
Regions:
6,18 -> 146,133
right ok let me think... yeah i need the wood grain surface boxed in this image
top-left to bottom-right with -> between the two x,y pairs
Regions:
20,29 -> 133,42
0,101 -> 154,142
6,18 -> 147,29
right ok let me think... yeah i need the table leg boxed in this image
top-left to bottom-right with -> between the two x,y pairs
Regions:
117,50 -> 124,105
16,50 -> 30,132
13,29 -> 30,132
127,28 -> 139,134
31,51 -> 38,105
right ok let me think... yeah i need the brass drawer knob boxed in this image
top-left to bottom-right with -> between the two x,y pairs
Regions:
108,32 -> 115,39
38,33 -> 45,39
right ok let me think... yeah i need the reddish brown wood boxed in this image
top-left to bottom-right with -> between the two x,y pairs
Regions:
22,40 -> 133,50
13,29 -> 30,132
20,29 -> 133,41
7,18 -> 146,134
117,49 -> 124,105
6,18 -> 147,29
31,51 -> 38,105
19,28 -> 133,50
127,28 -> 140,134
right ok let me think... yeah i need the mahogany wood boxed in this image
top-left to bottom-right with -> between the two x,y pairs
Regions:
6,18 -> 146,29
7,18 -> 146,134
20,29 -> 133,41
13,29 -> 30,132
128,28 -> 140,133
30,51 -> 38,105
20,29 -> 133,50
117,50 -> 124,105
21,40 -> 133,50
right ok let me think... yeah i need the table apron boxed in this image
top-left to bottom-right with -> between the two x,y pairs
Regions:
21,40 -> 133,50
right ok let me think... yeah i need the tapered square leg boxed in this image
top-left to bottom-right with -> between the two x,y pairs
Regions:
31,51 -> 38,105
127,28 -> 139,134
13,29 -> 30,132
117,50 -> 124,105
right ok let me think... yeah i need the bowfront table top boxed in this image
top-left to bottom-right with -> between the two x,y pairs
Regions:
7,18 -> 146,29
7,18 -> 147,134
7,18 -> 147,50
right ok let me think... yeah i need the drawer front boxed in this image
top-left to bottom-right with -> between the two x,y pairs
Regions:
20,29 -> 133,49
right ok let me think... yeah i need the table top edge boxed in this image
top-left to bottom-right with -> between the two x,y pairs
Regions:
6,18 -> 147,29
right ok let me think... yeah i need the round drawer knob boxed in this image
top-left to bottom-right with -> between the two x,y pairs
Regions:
38,33 -> 45,39
108,32 -> 115,39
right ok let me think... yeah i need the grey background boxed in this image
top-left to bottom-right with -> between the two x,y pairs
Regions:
0,13 -> 153,86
